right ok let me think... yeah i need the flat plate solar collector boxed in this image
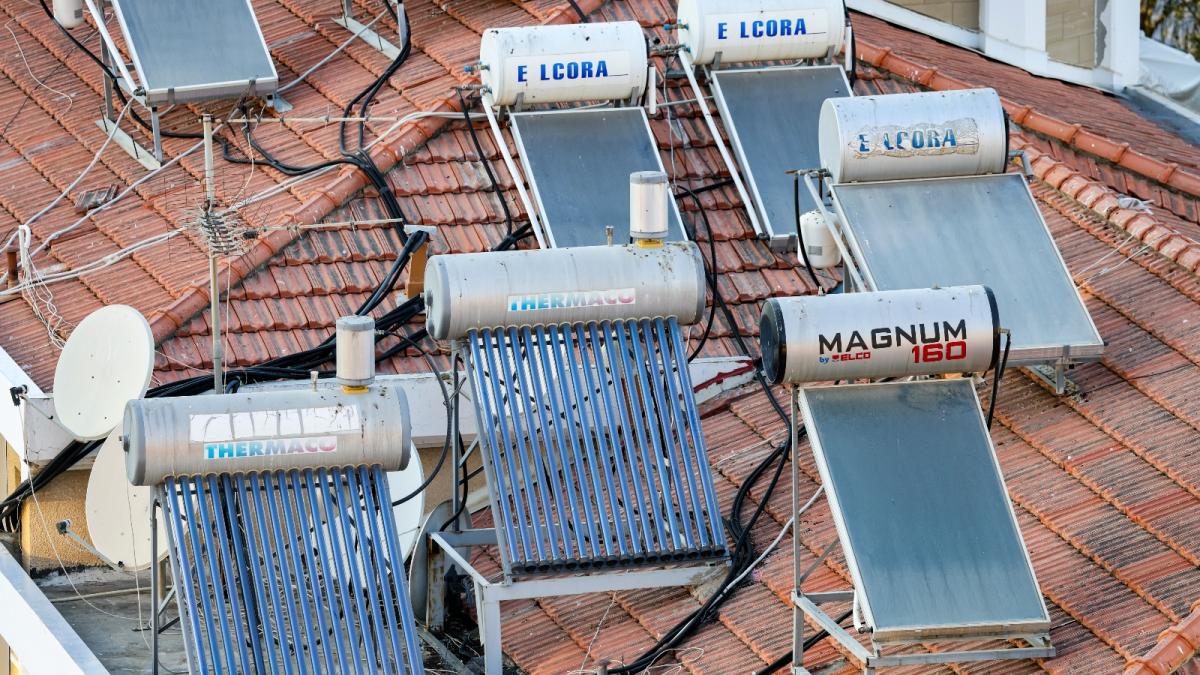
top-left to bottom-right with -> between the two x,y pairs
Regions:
710,66 -> 851,237
799,379 -> 1050,643
831,173 -> 1104,364
511,107 -> 685,248
110,0 -> 278,105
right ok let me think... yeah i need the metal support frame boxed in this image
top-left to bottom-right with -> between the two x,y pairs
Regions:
480,92 -> 547,248
429,529 -> 721,674
333,0 -> 405,60
789,391 -> 1055,673
677,50 -> 765,240
87,0 -> 163,167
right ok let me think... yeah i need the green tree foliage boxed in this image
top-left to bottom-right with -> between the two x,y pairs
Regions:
1142,0 -> 1200,59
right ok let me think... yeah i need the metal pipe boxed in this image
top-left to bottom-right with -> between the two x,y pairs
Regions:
506,327 -> 562,562
202,114 -> 224,393
531,325 -> 587,559
494,328 -> 550,564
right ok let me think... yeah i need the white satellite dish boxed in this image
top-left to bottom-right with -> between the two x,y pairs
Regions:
387,444 -> 426,558
53,305 -> 154,441
84,424 -> 167,570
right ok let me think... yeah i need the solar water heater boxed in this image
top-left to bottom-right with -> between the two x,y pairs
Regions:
759,288 -> 1055,671
423,241 -> 728,674
673,0 -> 854,246
475,21 -> 685,248
805,87 -> 1104,392
124,319 -> 425,674
81,0 -> 280,165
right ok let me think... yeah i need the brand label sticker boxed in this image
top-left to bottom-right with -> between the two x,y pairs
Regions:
204,435 -> 337,460
852,118 -> 981,159
507,288 -> 636,313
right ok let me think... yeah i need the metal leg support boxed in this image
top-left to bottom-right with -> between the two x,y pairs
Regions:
151,498 -> 159,675
150,107 -> 163,163
476,585 -> 503,675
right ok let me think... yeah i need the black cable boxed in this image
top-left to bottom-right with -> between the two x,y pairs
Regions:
793,174 -> 824,293
675,184 -> 718,361
391,333 -> 454,506
456,88 -> 514,236
566,0 -> 589,22
757,610 -> 854,675
440,353 -> 468,532
986,331 -> 1012,429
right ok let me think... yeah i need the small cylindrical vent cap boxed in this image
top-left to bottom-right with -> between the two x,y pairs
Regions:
629,171 -> 669,241
336,315 -> 375,388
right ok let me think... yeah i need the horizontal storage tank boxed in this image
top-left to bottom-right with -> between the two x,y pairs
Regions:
819,88 -> 1009,183
423,242 -> 707,340
760,285 -> 999,384
479,21 -> 649,107
676,0 -> 846,65
125,387 -> 411,486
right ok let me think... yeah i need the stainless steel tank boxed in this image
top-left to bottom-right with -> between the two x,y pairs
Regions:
125,386 -> 411,486
819,88 -> 1008,183
423,242 -> 707,340
760,285 -> 999,384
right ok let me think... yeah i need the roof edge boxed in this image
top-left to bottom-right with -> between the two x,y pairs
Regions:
1011,137 -> 1200,275
854,39 -> 1200,200
1123,600 -> 1200,675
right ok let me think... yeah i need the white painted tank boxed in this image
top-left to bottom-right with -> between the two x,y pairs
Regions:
798,209 -> 840,269
479,22 -> 649,107
124,386 -> 411,486
53,0 -> 84,29
676,0 -> 846,65
423,242 -> 707,340
819,88 -> 1009,183
760,285 -> 999,384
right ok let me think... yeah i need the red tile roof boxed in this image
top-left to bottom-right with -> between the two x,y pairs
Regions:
1,1 -> 1199,673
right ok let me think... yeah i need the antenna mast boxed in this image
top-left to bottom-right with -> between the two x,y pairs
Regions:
202,114 -> 224,393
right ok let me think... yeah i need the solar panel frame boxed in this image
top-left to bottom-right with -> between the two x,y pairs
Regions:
830,173 -> 1104,365
510,107 -> 686,248
108,0 -> 279,105
797,379 -> 1051,643
709,65 -> 852,239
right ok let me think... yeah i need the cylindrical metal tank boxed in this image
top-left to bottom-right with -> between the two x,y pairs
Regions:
629,171 -> 670,241
53,0 -> 84,29
125,386 -> 411,486
479,22 -> 649,107
819,88 -> 1009,183
760,285 -> 999,385
336,315 -> 376,388
798,209 -> 841,269
676,0 -> 846,65
423,242 -> 707,340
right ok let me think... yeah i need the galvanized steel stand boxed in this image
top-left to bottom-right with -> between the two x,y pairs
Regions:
788,388 -> 1057,673
428,530 -> 721,674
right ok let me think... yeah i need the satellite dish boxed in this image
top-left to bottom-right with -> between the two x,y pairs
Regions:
387,444 -> 425,558
84,424 -> 167,570
53,305 -> 154,441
